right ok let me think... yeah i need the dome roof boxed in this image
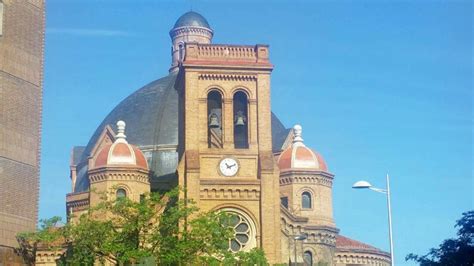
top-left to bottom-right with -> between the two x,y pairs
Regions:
74,73 -> 179,192
336,235 -> 391,258
93,121 -> 148,170
278,125 -> 328,171
73,71 -> 289,192
173,11 -> 211,29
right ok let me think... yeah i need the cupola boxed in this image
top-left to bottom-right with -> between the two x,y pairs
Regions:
277,125 -> 328,171
93,121 -> 148,170
169,11 -> 213,70
173,11 -> 211,29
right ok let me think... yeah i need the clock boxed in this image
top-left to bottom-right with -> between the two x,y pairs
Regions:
219,157 -> 239,177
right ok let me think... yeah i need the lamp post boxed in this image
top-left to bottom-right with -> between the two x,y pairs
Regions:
292,233 -> 307,265
352,174 -> 394,266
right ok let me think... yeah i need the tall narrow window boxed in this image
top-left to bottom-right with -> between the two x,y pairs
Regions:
208,90 -> 223,148
178,42 -> 185,62
233,91 -> 248,149
302,192 -> 312,209
281,197 -> 288,209
303,251 -> 313,266
0,1 -> 4,36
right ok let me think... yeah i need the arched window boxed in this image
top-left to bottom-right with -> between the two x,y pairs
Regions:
178,42 -> 185,62
303,251 -> 313,266
116,188 -> 127,199
208,90 -> 223,148
281,197 -> 289,209
220,208 -> 257,252
0,1 -> 3,36
302,192 -> 312,209
233,91 -> 248,149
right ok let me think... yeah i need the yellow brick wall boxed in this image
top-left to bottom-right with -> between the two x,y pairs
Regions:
179,44 -> 282,263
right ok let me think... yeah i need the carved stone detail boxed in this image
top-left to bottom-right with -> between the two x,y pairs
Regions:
281,217 -> 338,248
170,27 -> 213,39
280,175 -> 333,187
88,172 -> 149,183
198,73 -> 257,81
334,252 -> 391,265
200,187 -> 260,200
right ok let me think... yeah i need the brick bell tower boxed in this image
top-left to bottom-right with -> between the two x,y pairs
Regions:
172,12 -> 282,263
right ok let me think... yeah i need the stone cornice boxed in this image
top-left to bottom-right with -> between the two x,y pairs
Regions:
170,26 -> 213,39
66,191 -> 90,212
66,199 -> 89,211
88,166 -> 149,175
279,169 -> 334,178
303,230 -> 338,247
35,249 -> 66,264
88,171 -> 150,184
335,250 -> 391,265
200,179 -> 260,186
281,215 -> 338,248
280,173 -> 334,187
200,187 -> 260,200
281,205 -> 308,223
66,191 -> 89,202
198,73 -> 257,81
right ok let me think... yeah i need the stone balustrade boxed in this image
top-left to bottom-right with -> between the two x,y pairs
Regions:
184,43 -> 270,64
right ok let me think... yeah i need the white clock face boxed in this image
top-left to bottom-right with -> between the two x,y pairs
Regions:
219,158 -> 239,177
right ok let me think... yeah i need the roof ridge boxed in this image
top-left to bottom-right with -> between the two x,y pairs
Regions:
336,235 -> 381,251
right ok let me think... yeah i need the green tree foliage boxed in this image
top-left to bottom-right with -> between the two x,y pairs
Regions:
16,216 -> 64,265
406,210 -> 474,266
17,188 -> 269,265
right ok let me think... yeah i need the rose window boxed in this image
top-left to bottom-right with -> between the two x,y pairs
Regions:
222,208 -> 256,252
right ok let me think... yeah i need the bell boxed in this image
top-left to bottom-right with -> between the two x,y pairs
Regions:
209,113 -> 220,128
235,111 -> 246,126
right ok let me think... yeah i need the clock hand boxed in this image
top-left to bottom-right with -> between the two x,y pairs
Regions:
225,163 -> 231,169
229,164 -> 236,168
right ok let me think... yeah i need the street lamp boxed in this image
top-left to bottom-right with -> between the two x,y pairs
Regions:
291,233 -> 307,265
352,174 -> 394,266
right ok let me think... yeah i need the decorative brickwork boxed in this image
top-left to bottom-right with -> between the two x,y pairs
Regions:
198,73 -> 257,81
0,1 -> 44,264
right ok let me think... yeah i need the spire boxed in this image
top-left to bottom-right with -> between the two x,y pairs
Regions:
115,120 -> 127,143
292,124 -> 305,147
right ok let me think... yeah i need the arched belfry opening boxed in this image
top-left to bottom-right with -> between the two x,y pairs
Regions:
207,90 -> 223,148
233,91 -> 249,149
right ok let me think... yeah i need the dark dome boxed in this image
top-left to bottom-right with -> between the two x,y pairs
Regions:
173,11 -> 211,29
74,72 -> 179,192
73,71 -> 289,192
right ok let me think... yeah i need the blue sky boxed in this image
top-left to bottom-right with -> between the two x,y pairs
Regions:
41,0 -> 472,264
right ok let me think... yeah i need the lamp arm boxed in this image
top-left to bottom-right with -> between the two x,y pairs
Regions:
369,187 -> 387,194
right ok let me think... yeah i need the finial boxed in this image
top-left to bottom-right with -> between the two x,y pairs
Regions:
115,120 -> 127,143
292,124 -> 305,147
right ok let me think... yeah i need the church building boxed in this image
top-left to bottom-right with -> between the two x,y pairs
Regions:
49,11 -> 391,266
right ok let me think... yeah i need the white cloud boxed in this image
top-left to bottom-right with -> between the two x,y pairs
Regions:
47,28 -> 132,37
